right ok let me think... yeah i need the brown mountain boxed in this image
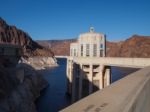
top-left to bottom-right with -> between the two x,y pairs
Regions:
106,41 -> 123,57
37,35 -> 150,58
0,17 -> 54,57
37,39 -> 76,56
113,35 -> 150,57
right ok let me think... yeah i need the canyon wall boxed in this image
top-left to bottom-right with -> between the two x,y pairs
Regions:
0,17 -> 57,67
0,60 -> 48,112
37,39 -> 76,56
106,35 -> 150,57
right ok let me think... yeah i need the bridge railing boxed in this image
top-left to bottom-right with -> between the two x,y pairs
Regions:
60,66 -> 150,112
69,57 -> 150,68
55,55 -> 68,58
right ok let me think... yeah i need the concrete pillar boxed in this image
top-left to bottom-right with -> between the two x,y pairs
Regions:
79,64 -> 83,99
67,60 -> 71,83
72,63 -> 76,102
105,66 -> 111,86
70,61 -> 73,83
99,65 -> 104,89
66,59 -> 69,94
103,66 -> 111,87
66,59 -> 69,80
67,59 -> 74,95
89,64 -> 93,94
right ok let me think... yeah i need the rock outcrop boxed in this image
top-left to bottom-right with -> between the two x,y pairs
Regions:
0,61 -> 48,112
21,57 -> 58,69
0,17 -> 54,57
0,17 -> 57,68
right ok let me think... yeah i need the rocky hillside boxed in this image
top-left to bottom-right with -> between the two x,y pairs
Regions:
0,18 -> 56,112
37,35 -> 150,58
106,35 -> 150,57
0,61 -> 48,112
106,41 -> 124,57
37,39 -> 76,56
0,17 -> 54,57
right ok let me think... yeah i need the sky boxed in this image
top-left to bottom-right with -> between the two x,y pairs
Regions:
0,0 -> 150,41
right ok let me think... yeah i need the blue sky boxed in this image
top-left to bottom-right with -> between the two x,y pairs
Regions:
0,0 -> 150,41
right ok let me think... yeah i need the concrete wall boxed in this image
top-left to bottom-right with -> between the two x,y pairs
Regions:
72,57 -> 150,68
61,66 -> 150,112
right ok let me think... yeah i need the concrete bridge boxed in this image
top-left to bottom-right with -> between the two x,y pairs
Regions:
55,55 -> 69,58
55,56 -> 150,68
60,66 -> 150,112
61,56 -> 150,112
71,57 -> 150,68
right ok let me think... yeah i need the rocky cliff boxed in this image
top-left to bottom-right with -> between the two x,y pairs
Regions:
0,59 -> 48,112
37,35 -> 150,58
0,17 -> 54,57
0,18 -> 56,112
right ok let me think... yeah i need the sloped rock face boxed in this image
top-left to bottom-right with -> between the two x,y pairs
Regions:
0,18 -> 51,112
0,62 -> 48,112
0,65 -> 19,99
106,35 -> 150,57
21,57 -> 58,69
0,17 -> 54,57
118,35 -> 150,57
106,41 -> 123,57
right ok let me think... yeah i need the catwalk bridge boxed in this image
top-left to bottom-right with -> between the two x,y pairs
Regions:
57,56 -> 150,112
56,56 -> 149,68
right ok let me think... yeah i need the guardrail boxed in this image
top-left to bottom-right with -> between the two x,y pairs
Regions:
55,56 -> 68,58
69,57 -> 150,68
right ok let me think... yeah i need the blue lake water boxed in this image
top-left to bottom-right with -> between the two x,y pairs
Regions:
36,58 -> 138,112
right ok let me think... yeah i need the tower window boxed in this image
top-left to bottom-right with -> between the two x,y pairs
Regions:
86,44 -> 90,56
74,49 -> 76,56
81,44 -> 83,56
100,50 -> 103,57
93,44 -> 97,56
100,44 -> 103,48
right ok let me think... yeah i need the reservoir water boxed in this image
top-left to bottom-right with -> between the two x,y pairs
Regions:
36,58 -> 138,112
